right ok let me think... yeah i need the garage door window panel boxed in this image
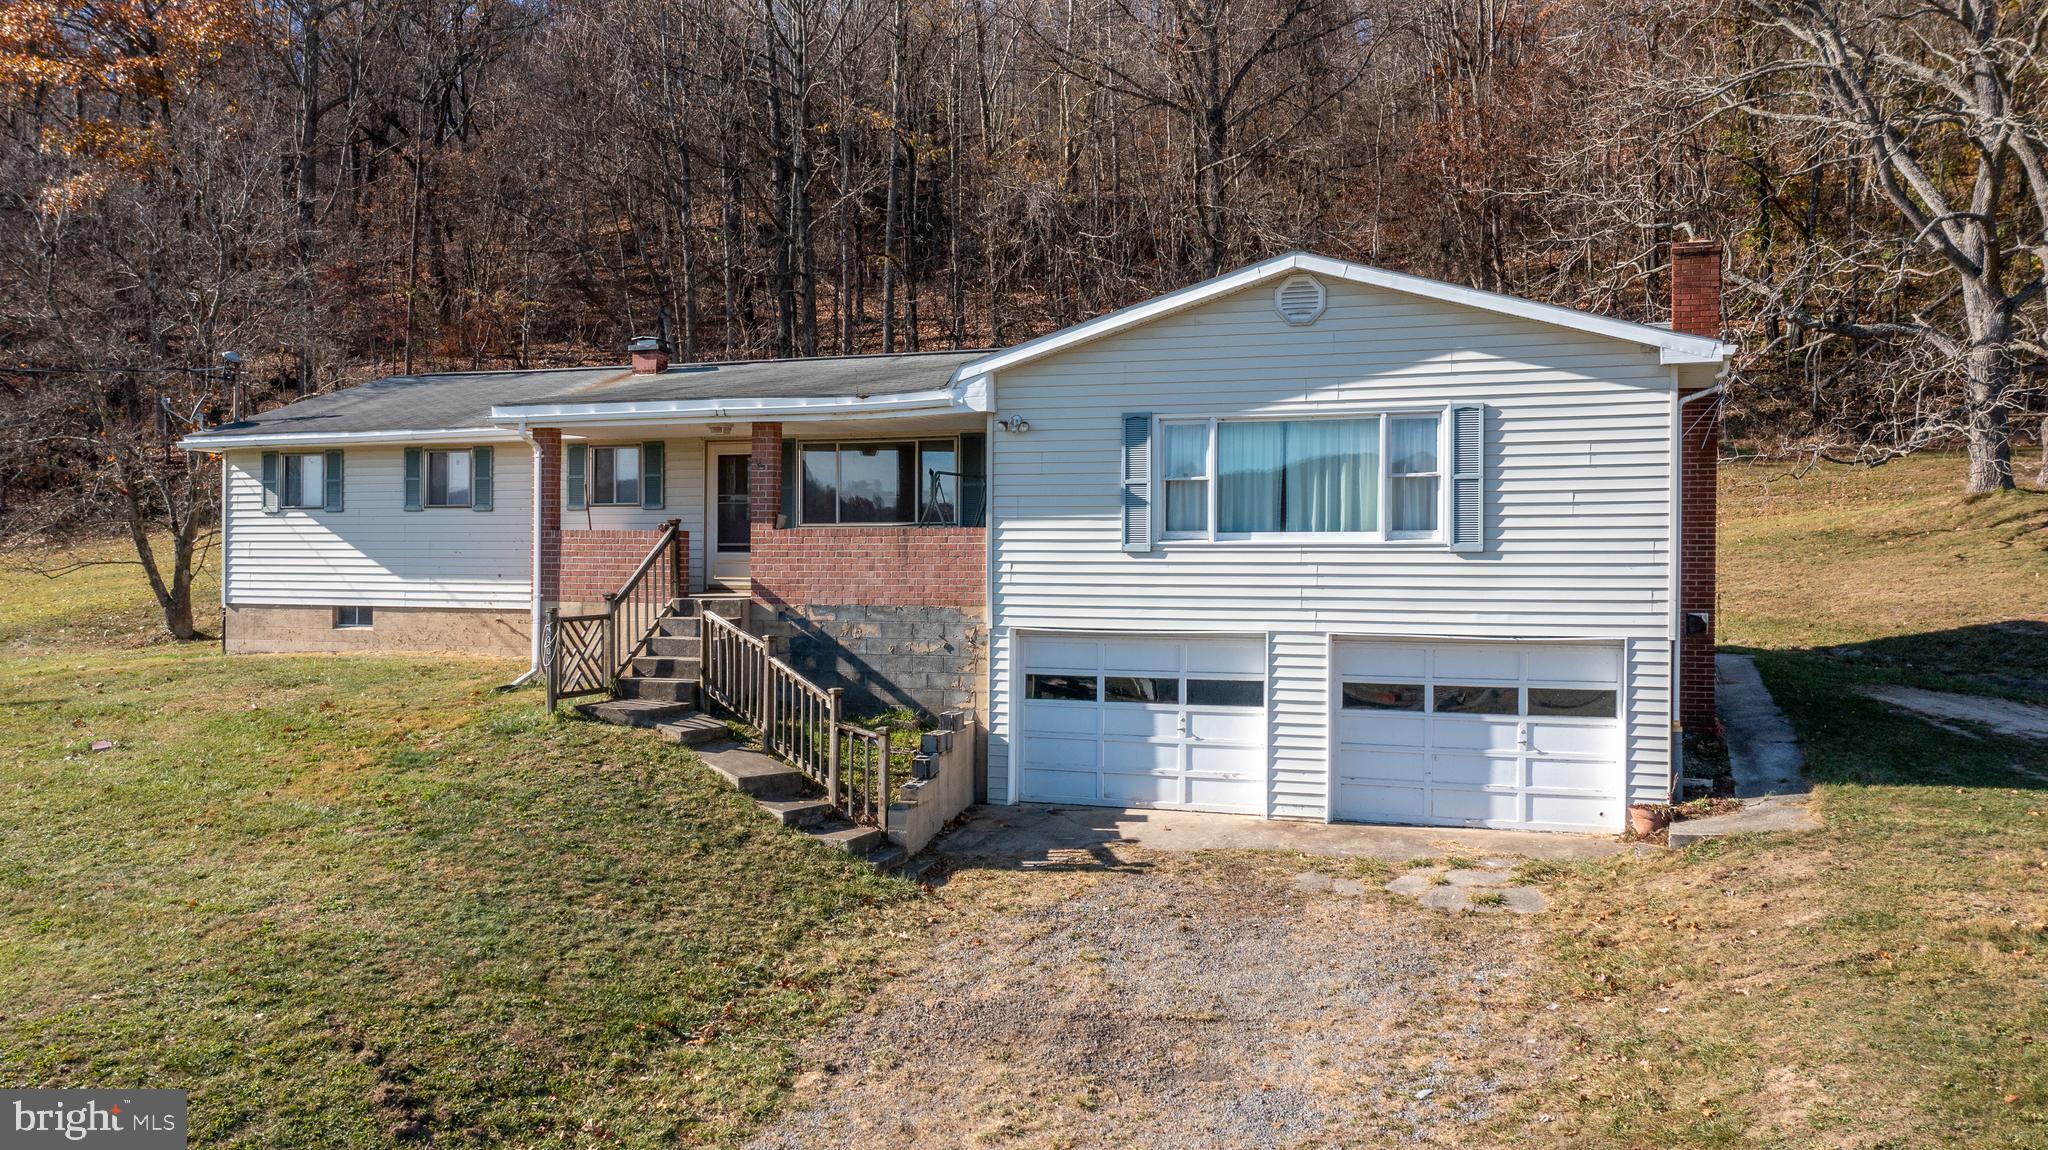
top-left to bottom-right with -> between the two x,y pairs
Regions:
1027,673 -> 1099,702
1106,676 -> 1180,704
1527,687 -> 1617,718
1341,682 -> 1425,711
1186,678 -> 1265,708
1432,685 -> 1519,714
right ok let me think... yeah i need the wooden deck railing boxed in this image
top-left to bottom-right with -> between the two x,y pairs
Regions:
701,610 -> 891,826
544,518 -> 685,709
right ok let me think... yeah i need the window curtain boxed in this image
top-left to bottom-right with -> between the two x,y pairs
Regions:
1218,421 -> 1285,532
1284,417 -> 1378,533
1219,418 -> 1378,533
1389,417 -> 1439,532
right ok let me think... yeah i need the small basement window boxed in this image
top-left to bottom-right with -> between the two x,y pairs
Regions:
334,606 -> 373,629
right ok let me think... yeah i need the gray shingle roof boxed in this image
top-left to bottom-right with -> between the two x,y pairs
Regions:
510,351 -> 985,407
190,351 -> 984,442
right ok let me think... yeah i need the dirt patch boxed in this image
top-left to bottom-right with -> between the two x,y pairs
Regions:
1859,684 -> 2048,742
748,850 -> 1555,1149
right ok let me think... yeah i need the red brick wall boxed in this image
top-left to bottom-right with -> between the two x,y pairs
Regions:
744,420 -> 985,611
1672,240 -> 1722,733
558,528 -> 686,603
534,428 -> 562,602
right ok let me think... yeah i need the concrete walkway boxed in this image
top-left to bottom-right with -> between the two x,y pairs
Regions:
1716,654 -> 1808,798
936,803 -> 1624,866
1669,655 -> 1818,848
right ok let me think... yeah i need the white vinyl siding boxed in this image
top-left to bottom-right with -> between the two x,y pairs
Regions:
985,275 -> 1677,815
225,446 -> 532,611
565,437 -> 709,593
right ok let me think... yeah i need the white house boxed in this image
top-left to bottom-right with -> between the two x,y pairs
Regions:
183,245 -> 1731,835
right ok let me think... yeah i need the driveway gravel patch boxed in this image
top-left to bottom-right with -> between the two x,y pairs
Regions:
748,848 -> 1558,1149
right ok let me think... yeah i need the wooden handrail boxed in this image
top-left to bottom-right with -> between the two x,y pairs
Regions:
544,520 -> 685,709
701,610 -> 890,826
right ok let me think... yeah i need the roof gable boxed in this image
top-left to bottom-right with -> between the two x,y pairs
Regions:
958,252 -> 1732,380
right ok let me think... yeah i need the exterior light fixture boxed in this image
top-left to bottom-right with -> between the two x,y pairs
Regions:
998,416 -> 1031,433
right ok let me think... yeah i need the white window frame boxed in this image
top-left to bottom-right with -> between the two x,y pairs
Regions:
589,444 -> 642,507
795,437 -> 961,527
1153,406 -> 1450,545
424,449 -> 472,509
280,452 -> 325,510
333,606 -> 374,629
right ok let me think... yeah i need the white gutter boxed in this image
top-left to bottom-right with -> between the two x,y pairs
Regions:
181,426 -> 523,451
488,387 -> 977,426
503,420 -> 543,688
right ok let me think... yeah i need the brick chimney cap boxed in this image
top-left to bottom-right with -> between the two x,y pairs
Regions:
1671,239 -> 1722,254
626,334 -> 669,354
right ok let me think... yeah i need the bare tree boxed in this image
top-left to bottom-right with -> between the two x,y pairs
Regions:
1711,0 -> 2047,492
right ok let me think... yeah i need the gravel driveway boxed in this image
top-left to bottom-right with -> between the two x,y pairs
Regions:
748,844 -> 1558,1149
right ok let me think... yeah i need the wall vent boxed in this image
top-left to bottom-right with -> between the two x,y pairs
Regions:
1274,273 -> 1327,325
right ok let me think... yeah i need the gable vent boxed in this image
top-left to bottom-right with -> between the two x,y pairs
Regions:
1274,273 -> 1327,325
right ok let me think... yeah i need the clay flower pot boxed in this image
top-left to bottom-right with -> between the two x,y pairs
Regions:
1628,804 -> 1672,837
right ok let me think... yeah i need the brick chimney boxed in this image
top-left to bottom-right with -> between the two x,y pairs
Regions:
1670,240 -> 1722,338
627,335 -> 670,374
1671,238 -> 1722,740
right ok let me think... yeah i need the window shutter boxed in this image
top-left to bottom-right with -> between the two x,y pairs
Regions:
1121,413 -> 1153,553
640,441 -> 664,509
260,452 -> 281,514
1449,404 -> 1485,553
471,446 -> 494,511
402,447 -> 423,512
323,450 -> 344,511
564,443 -> 587,511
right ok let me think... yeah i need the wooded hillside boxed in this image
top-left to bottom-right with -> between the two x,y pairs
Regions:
1,0 -> 2043,536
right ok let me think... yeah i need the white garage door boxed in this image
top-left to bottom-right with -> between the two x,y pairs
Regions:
1018,634 -> 1267,813
1333,640 -> 1624,832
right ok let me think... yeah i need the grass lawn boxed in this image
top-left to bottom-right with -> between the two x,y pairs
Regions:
1521,451 -> 2048,1148
0,541 -> 917,1146
2,449 -> 2044,1149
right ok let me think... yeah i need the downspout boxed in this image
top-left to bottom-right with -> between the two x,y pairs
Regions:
504,420 -> 544,687
1669,376 -> 1729,794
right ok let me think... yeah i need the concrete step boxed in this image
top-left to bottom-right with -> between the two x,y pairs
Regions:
631,655 -> 701,679
655,615 -> 702,637
695,743 -> 815,801
656,713 -> 729,747
616,677 -> 698,705
577,698 -> 697,729
812,824 -> 886,854
865,843 -> 909,873
693,595 -> 750,622
758,797 -> 838,829
646,634 -> 702,658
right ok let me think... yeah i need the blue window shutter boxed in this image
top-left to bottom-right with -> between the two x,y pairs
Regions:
260,452 -> 281,514
1449,404 -> 1484,553
565,443 -> 587,511
323,450 -> 344,512
471,446 -> 494,511
640,441 -> 664,509
402,447 -> 423,512
1121,413 -> 1153,553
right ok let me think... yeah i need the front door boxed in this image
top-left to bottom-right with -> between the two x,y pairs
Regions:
706,443 -> 751,588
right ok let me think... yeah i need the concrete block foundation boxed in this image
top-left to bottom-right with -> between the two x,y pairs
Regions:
225,604 -> 530,658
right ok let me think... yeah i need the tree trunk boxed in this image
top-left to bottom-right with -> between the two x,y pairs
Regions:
2037,417 -> 2048,489
294,1 -> 323,395
1961,344 -> 2014,493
